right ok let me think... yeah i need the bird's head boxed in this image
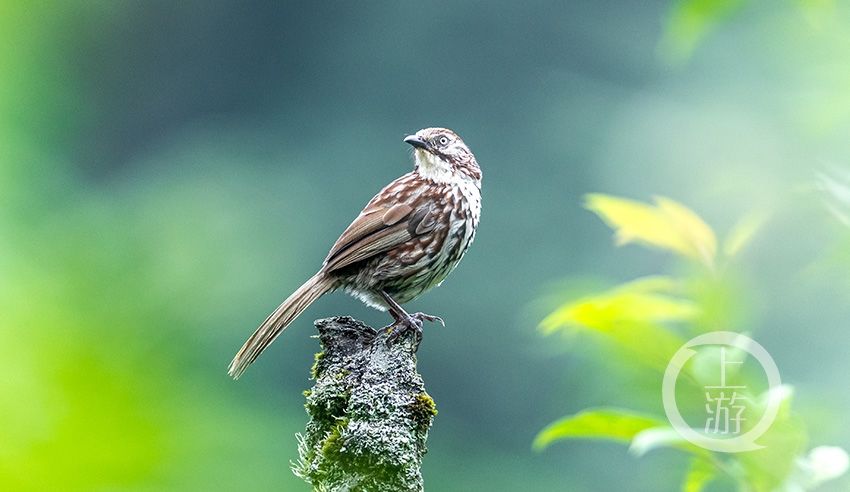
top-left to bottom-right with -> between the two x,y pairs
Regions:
404,128 -> 481,185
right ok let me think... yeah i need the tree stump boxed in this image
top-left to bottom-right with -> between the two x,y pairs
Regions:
293,316 -> 437,491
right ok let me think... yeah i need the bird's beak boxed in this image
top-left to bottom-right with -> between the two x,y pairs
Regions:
404,134 -> 429,151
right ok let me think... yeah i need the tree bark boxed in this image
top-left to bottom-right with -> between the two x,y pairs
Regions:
292,316 -> 437,492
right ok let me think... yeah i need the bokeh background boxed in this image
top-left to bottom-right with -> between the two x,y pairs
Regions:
3,1 -> 850,490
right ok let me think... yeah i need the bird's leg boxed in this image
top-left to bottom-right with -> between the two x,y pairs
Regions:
380,290 -> 421,335
380,291 -> 444,343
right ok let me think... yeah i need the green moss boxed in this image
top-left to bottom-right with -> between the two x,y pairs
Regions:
320,417 -> 349,460
410,392 -> 437,431
317,417 -> 407,490
310,350 -> 325,379
306,394 -> 346,425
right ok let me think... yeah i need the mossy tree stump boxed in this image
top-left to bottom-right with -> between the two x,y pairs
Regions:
293,316 -> 437,491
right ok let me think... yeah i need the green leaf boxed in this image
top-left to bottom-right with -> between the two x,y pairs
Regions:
585,194 -> 717,268
533,408 -> 666,451
737,386 -> 807,491
630,427 -> 709,458
738,417 -> 808,491
658,0 -> 747,64
541,276 -> 698,332
540,276 -> 692,372
722,210 -> 768,258
682,458 -> 718,492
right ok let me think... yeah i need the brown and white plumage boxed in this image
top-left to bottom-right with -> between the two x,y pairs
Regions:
228,128 -> 481,379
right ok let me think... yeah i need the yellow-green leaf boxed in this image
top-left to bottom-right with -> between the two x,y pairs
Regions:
533,408 -> 666,451
658,0 -> 746,64
540,276 -> 693,372
682,458 -> 717,492
630,427 -> 708,458
585,194 -> 717,268
541,291 -> 698,333
722,210 -> 768,258
655,196 -> 717,266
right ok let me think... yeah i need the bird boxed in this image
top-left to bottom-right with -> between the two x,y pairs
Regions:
228,127 -> 482,379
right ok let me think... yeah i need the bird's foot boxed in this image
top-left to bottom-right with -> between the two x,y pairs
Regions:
409,312 -> 445,327
386,312 -> 444,344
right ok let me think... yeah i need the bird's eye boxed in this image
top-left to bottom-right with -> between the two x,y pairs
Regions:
437,136 -> 449,146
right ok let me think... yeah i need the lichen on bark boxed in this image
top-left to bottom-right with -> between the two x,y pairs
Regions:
292,316 -> 437,491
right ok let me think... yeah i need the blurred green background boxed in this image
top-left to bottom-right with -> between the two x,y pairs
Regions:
3,1 -> 850,490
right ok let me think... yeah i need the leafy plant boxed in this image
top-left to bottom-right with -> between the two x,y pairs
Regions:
536,194 -> 848,491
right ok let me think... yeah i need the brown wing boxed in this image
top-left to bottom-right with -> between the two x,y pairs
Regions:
323,187 -> 438,273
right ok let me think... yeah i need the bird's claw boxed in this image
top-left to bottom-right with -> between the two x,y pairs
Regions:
385,312 -> 444,344
411,312 -> 445,327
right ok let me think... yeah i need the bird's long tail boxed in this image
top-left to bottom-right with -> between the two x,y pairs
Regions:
228,272 -> 334,379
